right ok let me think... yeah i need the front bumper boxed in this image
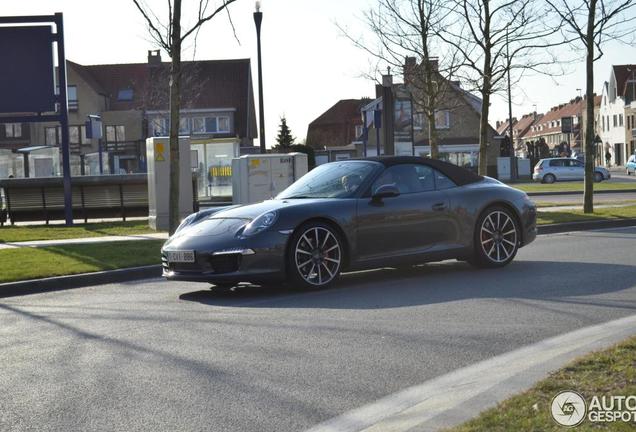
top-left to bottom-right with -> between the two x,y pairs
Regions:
161,230 -> 290,284
532,173 -> 542,182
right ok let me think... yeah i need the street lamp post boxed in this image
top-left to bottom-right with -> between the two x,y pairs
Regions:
254,1 -> 266,153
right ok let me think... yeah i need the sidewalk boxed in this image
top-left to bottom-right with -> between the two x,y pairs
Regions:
0,232 -> 168,250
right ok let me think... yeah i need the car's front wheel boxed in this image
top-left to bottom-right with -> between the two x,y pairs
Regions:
470,206 -> 520,268
287,222 -> 343,290
594,172 -> 603,182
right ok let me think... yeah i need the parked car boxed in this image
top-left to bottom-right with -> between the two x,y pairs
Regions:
162,156 -> 537,290
532,158 -> 610,183
627,154 -> 636,175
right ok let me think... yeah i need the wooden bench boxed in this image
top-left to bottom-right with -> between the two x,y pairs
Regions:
0,175 -> 150,225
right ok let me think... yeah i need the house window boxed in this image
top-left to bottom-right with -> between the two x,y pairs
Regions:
45,126 -> 60,145
106,125 -> 125,142
619,114 -> 624,127
151,118 -> 168,136
355,125 -> 364,139
179,118 -> 189,134
4,123 -> 22,138
434,110 -> 450,129
602,116 -> 605,131
117,89 -> 134,101
413,112 -> 425,130
217,116 -> 230,133
192,116 -> 231,134
613,115 -> 617,127
69,125 -> 89,145
67,85 -> 78,110
192,117 -> 205,133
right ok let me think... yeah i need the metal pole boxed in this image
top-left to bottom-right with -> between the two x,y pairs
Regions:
506,29 -> 517,179
254,7 -> 266,153
55,12 -> 73,225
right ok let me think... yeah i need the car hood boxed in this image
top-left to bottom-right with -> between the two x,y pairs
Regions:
173,198 -> 327,239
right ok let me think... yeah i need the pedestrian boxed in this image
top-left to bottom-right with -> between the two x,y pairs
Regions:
605,150 -> 612,167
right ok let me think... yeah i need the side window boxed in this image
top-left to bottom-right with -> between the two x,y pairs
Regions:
573,160 -> 584,168
372,164 -> 433,194
549,159 -> 564,167
414,165 -> 436,191
434,170 -> 457,190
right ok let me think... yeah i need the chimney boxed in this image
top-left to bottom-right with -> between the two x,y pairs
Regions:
148,49 -> 162,66
403,56 -> 417,86
429,57 -> 439,71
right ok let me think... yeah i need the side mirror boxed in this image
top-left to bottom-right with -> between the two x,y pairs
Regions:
372,184 -> 400,201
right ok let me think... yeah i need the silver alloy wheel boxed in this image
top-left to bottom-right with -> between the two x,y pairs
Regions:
480,211 -> 518,263
294,226 -> 341,286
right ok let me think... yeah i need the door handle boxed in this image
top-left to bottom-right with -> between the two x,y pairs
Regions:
432,202 -> 447,211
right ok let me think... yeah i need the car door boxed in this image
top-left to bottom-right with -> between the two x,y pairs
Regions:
549,159 -> 567,180
569,159 -> 585,180
355,163 -> 453,260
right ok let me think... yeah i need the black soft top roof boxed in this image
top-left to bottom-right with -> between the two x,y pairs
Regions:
362,156 -> 484,186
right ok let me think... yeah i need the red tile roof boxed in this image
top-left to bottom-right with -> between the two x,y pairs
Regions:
523,98 -> 584,138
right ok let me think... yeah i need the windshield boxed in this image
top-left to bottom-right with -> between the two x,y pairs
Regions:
277,161 -> 379,199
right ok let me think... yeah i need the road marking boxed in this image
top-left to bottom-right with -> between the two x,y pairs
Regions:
305,313 -> 636,432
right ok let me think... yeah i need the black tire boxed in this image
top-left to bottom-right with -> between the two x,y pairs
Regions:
542,173 -> 556,184
287,221 -> 344,290
594,172 -> 603,182
470,206 -> 520,268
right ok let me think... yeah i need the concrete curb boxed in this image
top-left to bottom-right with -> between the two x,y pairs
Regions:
0,265 -> 162,298
2,220 -> 635,297
537,218 -> 636,234
526,188 -> 636,196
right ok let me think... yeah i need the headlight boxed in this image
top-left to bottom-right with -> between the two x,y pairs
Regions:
242,211 -> 278,236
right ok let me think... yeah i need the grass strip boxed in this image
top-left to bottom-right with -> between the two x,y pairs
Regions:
0,220 -> 158,243
445,336 -> 636,431
511,182 -> 636,194
0,240 -> 163,283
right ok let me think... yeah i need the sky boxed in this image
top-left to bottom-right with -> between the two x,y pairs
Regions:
3,0 -> 636,146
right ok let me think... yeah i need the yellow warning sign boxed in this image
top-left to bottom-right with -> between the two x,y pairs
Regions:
250,159 -> 261,168
155,143 -> 165,162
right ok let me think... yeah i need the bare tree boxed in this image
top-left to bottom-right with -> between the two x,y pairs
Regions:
440,0 -> 563,175
338,0 -> 464,159
132,0 -> 239,234
545,0 -> 635,213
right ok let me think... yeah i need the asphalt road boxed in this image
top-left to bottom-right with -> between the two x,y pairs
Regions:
2,227 -> 636,432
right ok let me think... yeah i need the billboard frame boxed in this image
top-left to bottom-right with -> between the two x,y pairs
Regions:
0,13 -> 73,225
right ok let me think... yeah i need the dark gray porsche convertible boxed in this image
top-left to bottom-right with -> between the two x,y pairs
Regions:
162,156 -> 537,290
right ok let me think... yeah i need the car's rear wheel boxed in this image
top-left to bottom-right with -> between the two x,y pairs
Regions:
594,172 -> 603,182
543,173 -> 556,184
287,222 -> 343,290
471,206 -> 520,268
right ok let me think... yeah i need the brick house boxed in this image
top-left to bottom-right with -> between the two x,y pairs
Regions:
362,58 -> 500,174
520,97 -> 584,156
496,112 -> 542,157
3,51 -> 256,180
306,99 -> 370,149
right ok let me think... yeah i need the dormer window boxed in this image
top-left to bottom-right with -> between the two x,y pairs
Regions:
117,89 -> 134,101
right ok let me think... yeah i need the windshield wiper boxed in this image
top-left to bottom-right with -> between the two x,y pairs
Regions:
282,195 -> 313,199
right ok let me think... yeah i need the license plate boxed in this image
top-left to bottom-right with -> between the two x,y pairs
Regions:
166,250 -> 195,263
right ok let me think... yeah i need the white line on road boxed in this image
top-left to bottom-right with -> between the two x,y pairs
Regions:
305,313 -> 636,432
